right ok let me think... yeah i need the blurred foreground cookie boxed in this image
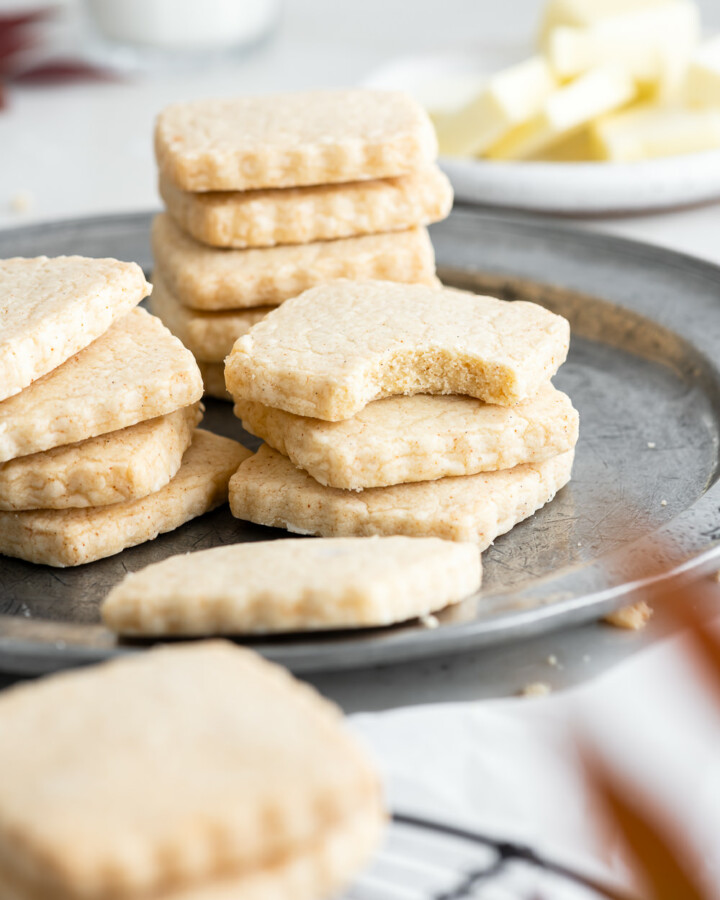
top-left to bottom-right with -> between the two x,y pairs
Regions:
230,445 -> 574,545
0,430 -> 248,566
102,536 -> 481,635
0,403 -> 201,510
159,166 -> 452,249
236,385 -> 579,490
155,89 -> 437,191
152,213 -> 438,310
0,641 -> 384,900
0,307 -> 203,463
225,281 -> 571,419
149,273 -> 270,362
0,256 -> 150,402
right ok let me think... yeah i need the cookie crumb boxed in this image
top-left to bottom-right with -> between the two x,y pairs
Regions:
604,600 -> 653,631
419,614 -> 440,629
661,499 -> 667,507
10,190 -> 33,214
521,681 -> 552,698
647,442 -> 656,449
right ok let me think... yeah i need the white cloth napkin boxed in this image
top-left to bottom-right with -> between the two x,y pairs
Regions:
350,621 -> 720,895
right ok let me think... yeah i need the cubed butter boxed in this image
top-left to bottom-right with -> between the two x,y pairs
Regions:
686,35 -> 720,107
527,128 -> 597,162
593,103 -> 720,161
432,57 -> 557,157
546,3 -> 699,100
485,65 -> 636,161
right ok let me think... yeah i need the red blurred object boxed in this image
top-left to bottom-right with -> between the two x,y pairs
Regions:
0,6 -> 115,108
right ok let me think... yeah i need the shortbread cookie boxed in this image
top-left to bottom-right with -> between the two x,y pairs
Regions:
0,307 -> 203,463
155,89 -> 437,191
0,642 -> 384,900
152,213 -> 439,310
226,282 -> 570,419
150,274 -> 270,362
0,806 -> 381,900
0,256 -> 150,402
0,404 -> 201,511
229,444 -> 574,546
199,361 -> 232,401
160,166 -> 453,249
236,384 -> 578,490
102,536 -> 481,635
0,430 -> 247,566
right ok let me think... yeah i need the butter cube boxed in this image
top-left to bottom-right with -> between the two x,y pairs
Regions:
543,0 -> 699,99
432,57 -> 557,157
593,104 -> 720,161
686,35 -> 720,107
485,65 -> 636,161
527,128 -> 597,162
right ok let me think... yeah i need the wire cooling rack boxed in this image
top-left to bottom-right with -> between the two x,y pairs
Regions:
347,815 -> 638,900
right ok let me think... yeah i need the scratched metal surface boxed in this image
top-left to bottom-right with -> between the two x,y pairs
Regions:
1,207 -> 720,675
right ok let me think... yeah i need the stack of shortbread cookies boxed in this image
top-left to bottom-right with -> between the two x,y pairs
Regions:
226,280 -> 579,547
150,90 -> 453,399
0,256 -> 248,568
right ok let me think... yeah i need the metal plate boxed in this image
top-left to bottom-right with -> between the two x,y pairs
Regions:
1,207 -> 720,676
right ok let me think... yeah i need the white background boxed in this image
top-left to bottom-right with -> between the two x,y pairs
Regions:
2,0 -> 720,264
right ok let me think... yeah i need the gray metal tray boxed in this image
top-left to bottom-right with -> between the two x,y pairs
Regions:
1,207 -> 720,676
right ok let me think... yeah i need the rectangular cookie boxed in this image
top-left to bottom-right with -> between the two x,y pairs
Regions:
102,536 -> 481,635
159,166 -> 452,249
149,273 -> 271,362
235,384 -> 578,490
0,430 -> 249,566
229,444 -> 574,546
0,403 -> 201,510
225,281 -> 571,419
0,256 -> 150,403
0,307 -> 203,463
151,213 -> 439,310
199,361 -> 232,401
0,642 -> 383,900
155,89 -> 437,191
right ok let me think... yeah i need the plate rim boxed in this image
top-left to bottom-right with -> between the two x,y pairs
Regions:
1,208 -> 720,675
